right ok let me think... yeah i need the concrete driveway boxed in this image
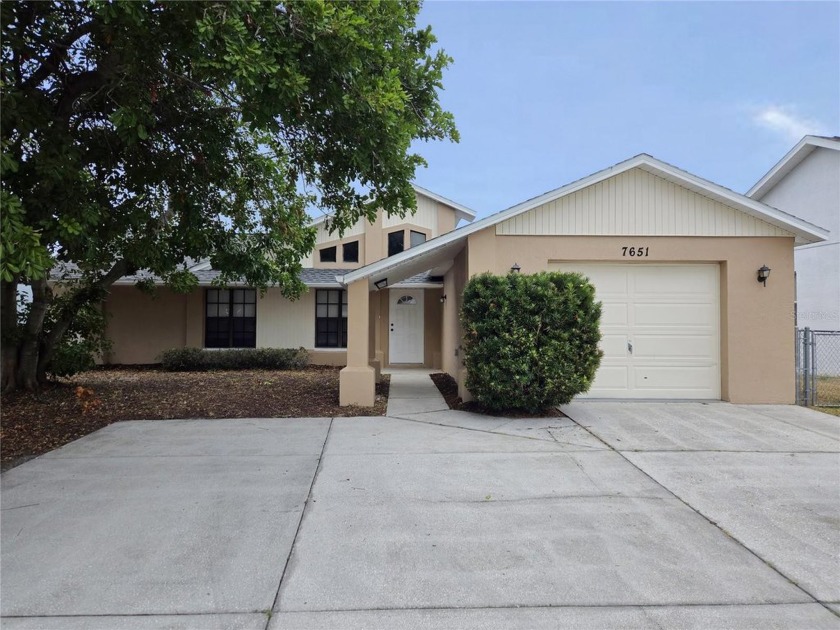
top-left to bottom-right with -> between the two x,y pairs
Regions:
2,378 -> 839,629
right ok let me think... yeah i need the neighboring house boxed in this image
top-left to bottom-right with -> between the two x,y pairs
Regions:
100,185 -> 475,367
747,135 -> 840,332
98,154 -> 827,405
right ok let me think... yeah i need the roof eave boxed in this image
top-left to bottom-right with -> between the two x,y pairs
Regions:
747,135 -> 840,200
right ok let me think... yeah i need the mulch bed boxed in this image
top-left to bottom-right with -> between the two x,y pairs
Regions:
430,372 -> 560,418
1,366 -> 389,471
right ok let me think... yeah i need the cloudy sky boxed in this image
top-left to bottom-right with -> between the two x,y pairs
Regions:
410,1 -> 839,219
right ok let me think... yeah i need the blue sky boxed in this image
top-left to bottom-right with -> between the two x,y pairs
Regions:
410,1 -> 840,219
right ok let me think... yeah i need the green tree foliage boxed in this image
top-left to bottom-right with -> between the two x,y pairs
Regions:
0,0 -> 457,390
460,272 -> 603,413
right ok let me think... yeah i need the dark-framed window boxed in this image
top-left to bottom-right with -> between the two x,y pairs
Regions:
320,246 -> 337,263
388,230 -> 405,257
410,230 -> 426,248
205,288 -> 256,348
315,289 -> 347,348
343,240 -> 359,263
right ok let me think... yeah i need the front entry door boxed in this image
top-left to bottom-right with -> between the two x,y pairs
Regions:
389,290 -> 424,364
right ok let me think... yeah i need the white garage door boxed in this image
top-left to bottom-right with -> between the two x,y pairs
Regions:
549,263 -> 720,399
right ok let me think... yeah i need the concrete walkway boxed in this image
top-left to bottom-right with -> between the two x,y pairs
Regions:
385,368 -> 450,417
2,379 -> 839,629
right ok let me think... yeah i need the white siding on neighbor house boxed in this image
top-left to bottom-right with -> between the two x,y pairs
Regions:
256,289 -> 316,349
383,192 -> 439,233
496,168 -> 795,238
756,147 -> 839,331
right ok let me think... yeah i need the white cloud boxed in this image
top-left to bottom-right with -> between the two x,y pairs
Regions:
753,105 -> 827,143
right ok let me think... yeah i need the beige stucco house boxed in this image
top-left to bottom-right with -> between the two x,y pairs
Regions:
101,154 -> 827,406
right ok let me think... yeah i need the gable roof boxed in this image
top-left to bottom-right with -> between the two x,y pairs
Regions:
308,185 -> 476,227
340,153 -> 829,287
747,135 -> 840,200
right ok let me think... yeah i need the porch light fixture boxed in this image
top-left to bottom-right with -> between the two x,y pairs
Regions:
440,294 -> 447,304
757,265 -> 771,286
374,278 -> 388,290
510,263 -> 521,273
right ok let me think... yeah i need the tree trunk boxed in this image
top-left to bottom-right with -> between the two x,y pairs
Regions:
17,278 -> 52,390
36,259 -> 128,379
1,279 -> 19,393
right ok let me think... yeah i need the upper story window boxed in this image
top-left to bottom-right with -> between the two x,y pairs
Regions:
343,240 -> 359,263
388,230 -> 404,257
320,246 -> 337,263
205,289 -> 256,348
410,230 -> 426,248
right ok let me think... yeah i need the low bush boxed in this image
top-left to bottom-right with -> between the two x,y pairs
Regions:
461,271 -> 602,413
160,347 -> 309,371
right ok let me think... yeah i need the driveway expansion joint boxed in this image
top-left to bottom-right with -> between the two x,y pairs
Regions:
266,417 -> 333,628
564,410 -> 835,612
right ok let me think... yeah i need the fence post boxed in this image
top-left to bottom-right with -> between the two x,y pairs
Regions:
803,327 -> 812,406
795,328 -> 801,405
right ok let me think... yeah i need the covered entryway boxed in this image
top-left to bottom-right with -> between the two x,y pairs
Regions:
551,263 -> 721,399
389,290 -> 425,364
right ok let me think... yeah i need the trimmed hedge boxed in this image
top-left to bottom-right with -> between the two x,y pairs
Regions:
461,271 -> 602,412
159,347 -> 309,371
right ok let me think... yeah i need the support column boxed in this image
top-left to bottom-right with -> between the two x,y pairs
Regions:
340,279 -> 376,406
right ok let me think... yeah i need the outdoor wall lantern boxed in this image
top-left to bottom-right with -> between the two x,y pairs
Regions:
374,278 -> 388,290
510,263 -> 521,273
757,265 -> 771,286
440,294 -> 447,304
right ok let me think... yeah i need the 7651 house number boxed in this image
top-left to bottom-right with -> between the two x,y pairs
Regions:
621,246 -> 649,257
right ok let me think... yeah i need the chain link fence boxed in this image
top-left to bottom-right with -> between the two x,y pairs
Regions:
796,328 -> 840,407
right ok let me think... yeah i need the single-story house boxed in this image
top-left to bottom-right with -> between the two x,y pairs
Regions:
98,154 -> 828,406
747,135 -> 839,332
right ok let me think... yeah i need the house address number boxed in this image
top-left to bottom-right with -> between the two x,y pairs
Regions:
621,246 -> 649,257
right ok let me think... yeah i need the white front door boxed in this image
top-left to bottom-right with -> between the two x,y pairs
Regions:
550,263 -> 721,399
389,290 -> 424,364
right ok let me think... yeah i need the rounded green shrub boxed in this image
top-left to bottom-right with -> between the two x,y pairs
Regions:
460,271 -> 603,412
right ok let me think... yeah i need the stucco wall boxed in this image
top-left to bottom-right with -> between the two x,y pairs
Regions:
105,286 -> 349,366
424,288 -> 443,369
460,229 -> 796,404
442,247 -> 469,395
104,287 -> 190,364
757,148 -> 840,331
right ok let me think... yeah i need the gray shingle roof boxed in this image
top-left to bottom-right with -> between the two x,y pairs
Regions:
51,263 -> 442,288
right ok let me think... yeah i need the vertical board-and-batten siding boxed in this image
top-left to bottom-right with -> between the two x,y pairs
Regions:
382,192 -> 439,232
256,289 -> 316,349
495,168 -> 795,238
313,217 -> 365,244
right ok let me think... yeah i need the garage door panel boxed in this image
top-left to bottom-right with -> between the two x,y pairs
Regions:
634,366 -> 718,392
633,266 -> 717,295
633,334 -> 716,359
591,366 -> 630,390
600,334 -> 629,356
600,302 -> 629,326
634,303 -> 716,327
576,269 -> 629,297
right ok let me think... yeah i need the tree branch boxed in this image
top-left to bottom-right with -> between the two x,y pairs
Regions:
23,20 -> 95,90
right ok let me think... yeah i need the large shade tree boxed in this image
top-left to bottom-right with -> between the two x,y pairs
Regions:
1,0 -> 458,391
